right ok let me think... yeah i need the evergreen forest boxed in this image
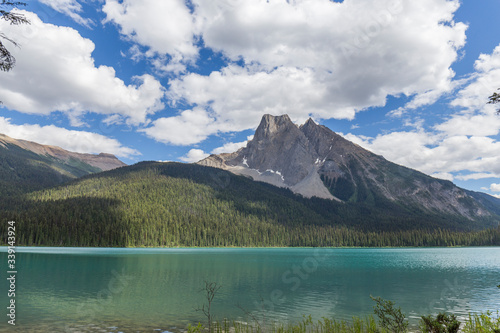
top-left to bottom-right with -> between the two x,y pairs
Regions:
1,161 -> 499,247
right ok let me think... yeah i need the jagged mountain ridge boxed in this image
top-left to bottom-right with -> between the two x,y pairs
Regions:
199,114 -> 499,222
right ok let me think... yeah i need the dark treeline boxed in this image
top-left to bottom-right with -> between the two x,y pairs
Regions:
1,162 -> 499,247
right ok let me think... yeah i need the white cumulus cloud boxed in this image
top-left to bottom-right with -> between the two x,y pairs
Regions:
456,173 -> 500,181
180,149 -> 209,163
96,0 -> 469,145
431,172 -> 454,181
452,45 -> 500,111
342,42 -> 500,185
0,11 -> 165,126
140,108 -> 218,146
141,0 -> 467,143
211,139 -> 248,155
0,117 -> 139,158
490,183 -> 500,193
38,0 -> 94,27
103,0 -> 198,72
168,65 -> 333,133
347,131 -> 500,180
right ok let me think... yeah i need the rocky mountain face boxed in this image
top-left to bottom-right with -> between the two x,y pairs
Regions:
199,114 -> 498,221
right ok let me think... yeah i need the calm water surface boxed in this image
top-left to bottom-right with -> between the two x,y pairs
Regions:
0,247 -> 499,332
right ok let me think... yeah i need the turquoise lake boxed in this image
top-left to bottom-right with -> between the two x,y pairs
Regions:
0,247 -> 499,332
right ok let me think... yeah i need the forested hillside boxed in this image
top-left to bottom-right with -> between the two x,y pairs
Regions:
1,162 -> 499,247
0,141 -> 100,196
0,133 -> 126,196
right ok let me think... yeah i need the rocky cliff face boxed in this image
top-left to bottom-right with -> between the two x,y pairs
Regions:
199,114 -> 495,220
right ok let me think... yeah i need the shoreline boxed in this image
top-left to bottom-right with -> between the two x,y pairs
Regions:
2,244 -> 500,250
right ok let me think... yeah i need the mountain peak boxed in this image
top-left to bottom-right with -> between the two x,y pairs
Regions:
197,113 -> 496,222
262,113 -> 293,124
255,114 -> 296,140
300,117 -> 320,135
304,117 -> 317,126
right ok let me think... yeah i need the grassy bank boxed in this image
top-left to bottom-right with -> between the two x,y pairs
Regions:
191,287 -> 499,333
188,312 -> 500,333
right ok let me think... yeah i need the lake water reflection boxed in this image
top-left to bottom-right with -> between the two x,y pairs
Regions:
0,247 -> 499,332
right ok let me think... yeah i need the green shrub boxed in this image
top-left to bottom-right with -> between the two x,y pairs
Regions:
463,311 -> 500,333
187,322 -> 204,333
420,313 -> 460,333
371,296 -> 408,333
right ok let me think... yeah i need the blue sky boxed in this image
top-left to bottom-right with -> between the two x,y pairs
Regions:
1,0 -> 500,196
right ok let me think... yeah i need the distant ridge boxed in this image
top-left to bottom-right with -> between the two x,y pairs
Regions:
0,132 -> 126,195
0,133 -> 126,171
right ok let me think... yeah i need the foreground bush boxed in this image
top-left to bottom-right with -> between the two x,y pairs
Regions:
463,311 -> 500,333
186,310 -> 500,333
420,313 -> 460,333
191,286 -> 499,333
188,316 -> 389,333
